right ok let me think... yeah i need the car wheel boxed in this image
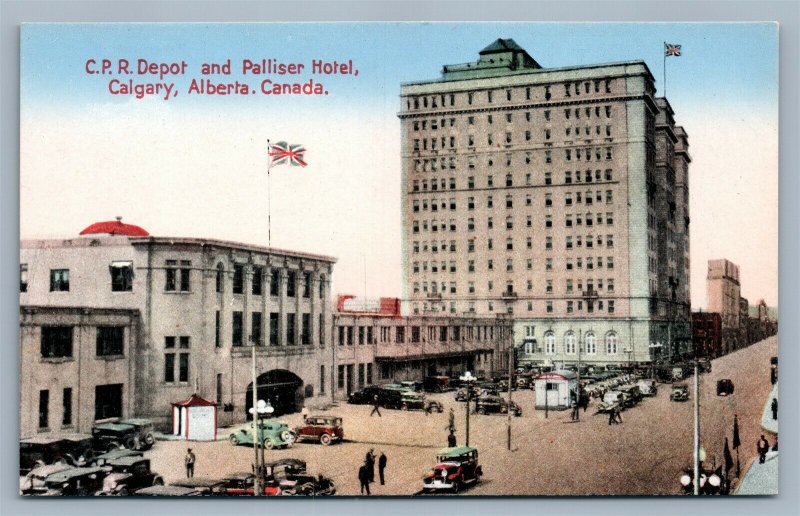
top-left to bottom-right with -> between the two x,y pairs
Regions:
107,442 -> 122,453
153,476 -> 164,486
477,408 -> 486,415
144,433 -> 155,446
320,433 -> 332,446
118,487 -> 130,497
124,437 -> 137,450
229,435 -> 239,446
452,480 -> 460,494
402,403 -> 409,410
280,430 -> 293,442
263,438 -> 274,450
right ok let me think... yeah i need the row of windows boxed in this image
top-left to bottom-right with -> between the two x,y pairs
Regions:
40,326 -> 125,359
413,278 -> 615,295
410,233 -> 615,257
410,168 -> 615,192
412,111 -> 615,134
410,254 -> 616,275
411,190 -> 614,213
217,264 -> 326,299
411,299 -> 616,315
218,311 -> 323,347
38,384 -> 122,429
405,79 -> 615,110
336,324 -> 500,346
337,363 -> 374,390
523,330 -> 621,355
411,212 -> 614,234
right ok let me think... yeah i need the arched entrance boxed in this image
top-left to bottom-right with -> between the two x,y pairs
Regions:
245,369 -> 304,419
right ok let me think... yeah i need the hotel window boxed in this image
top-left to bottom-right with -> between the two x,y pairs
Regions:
526,237 -> 532,249
545,150 -> 552,163
62,387 -> 73,426
252,312 -> 264,345
505,132 -> 512,144
179,353 -> 189,383
525,130 -> 531,141
546,258 -> 553,271
586,333 -> 597,354
468,218 -> 475,231
567,301 -> 574,313
232,311 -> 243,346
605,106 -> 612,117
607,257 -> 614,269
250,266 -> 262,295
527,215 -> 532,228
545,237 -> 553,250
50,269 -> 70,292
97,326 -> 124,356
487,195 -> 494,208
506,194 -> 513,208
545,194 -> 552,207
565,332 -> 576,354
110,261 -> 133,292
506,259 -> 514,272
286,314 -> 297,345
545,333 -> 555,355
487,90 -> 493,103
468,197 -> 475,210
39,390 -> 49,429
505,217 -> 512,229
487,238 -> 493,250
546,301 -> 554,313
608,300 -> 615,313
607,213 -> 614,225
605,169 -> 613,181
565,149 -> 572,161
587,235 -> 594,248
468,240 -> 475,253
233,264 -> 244,294
606,333 -> 618,354
545,215 -> 552,228
41,326 -> 73,358
507,238 -> 514,251
566,236 -> 573,249
488,259 -> 494,271
468,260 -> 475,272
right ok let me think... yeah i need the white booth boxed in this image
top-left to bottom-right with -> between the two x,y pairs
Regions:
534,371 -> 578,410
171,394 -> 218,441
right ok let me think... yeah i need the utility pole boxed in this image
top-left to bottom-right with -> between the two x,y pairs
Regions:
693,356 -> 700,496
251,344 -> 261,496
507,326 -> 513,450
576,329 -> 582,422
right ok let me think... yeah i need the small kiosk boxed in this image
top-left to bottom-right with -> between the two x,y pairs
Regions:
171,394 -> 218,441
534,371 -> 578,410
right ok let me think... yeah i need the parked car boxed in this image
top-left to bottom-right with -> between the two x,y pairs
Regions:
422,446 -> 483,493
41,466 -> 107,496
229,420 -> 295,449
671,384 -> 690,402
716,379 -> 735,396
170,478 -> 228,496
618,385 -> 642,407
401,392 -> 426,410
293,415 -> 344,445
348,387 -> 403,408
699,358 -> 713,374
637,380 -> 658,397
134,485 -> 202,496
382,383 -> 411,392
96,457 -> 163,496
91,448 -> 143,467
454,387 -> 469,402
424,375 -> 450,392
400,380 -> 423,392
92,420 -> 154,452
20,434 -> 95,474
219,472 -> 261,496
262,459 -> 336,496
475,395 -> 522,416
515,374 -> 534,390
20,463 -> 75,495
597,391 -> 624,413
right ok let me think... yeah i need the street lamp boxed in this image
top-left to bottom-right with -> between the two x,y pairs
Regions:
459,371 -> 476,446
254,400 -> 274,478
649,342 -> 663,381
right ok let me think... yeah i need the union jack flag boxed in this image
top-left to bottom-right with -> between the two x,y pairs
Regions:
269,141 -> 307,167
664,43 -> 682,57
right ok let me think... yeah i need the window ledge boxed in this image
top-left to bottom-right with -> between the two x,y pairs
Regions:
97,354 -> 126,361
163,291 -> 192,295
41,357 -> 74,364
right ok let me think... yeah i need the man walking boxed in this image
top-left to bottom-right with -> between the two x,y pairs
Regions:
570,391 -> 579,421
358,462 -> 371,495
615,405 -> 623,424
378,452 -> 387,485
370,395 -> 382,417
757,435 -> 770,464
185,448 -> 196,478
608,407 -> 616,425
771,397 -> 778,420
447,408 -> 455,434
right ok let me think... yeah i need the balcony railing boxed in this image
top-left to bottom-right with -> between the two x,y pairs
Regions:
502,291 -> 518,299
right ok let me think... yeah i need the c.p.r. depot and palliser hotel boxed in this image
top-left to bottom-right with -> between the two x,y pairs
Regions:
20,39 -> 690,437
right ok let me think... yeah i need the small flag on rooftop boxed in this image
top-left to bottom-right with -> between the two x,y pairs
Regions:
269,141 -> 307,167
665,43 -> 682,57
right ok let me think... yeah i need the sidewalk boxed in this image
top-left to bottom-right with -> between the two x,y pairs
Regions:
735,381 -> 778,495
760,382 -> 778,435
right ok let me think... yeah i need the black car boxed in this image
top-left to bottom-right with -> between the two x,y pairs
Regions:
716,379 -> 735,396
347,387 -> 403,409
91,419 -> 155,452
20,434 -> 95,474
96,457 -> 164,496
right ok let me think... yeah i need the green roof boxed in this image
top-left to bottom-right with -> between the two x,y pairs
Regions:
46,467 -> 105,482
94,422 -> 135,432
437,446 -> 477,457
480,38 -> 525,54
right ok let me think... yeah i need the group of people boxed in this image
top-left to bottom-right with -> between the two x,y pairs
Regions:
358,448 -> 387,495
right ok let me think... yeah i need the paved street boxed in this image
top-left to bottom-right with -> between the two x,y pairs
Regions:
145,336 -> 777,496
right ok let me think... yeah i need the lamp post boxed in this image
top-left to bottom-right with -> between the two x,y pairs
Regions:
256,400 -> 274,478
459,371 -> 476,446
649,342 -> 663,381
250,343 -> 261,496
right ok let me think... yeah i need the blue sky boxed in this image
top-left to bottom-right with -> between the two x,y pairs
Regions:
22,22 -> 778,113
20,23 -> 779,307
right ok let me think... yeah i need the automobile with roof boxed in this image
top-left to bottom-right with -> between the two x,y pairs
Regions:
475,395 -> 522,416
90,448 -> 143,467
218,472 -> 269,496
262,458 -> 336,496
170,477 -> 228,496
347,386 -> 403,408
229,419 -> 295,449
293,415 -> 343,445
618,385 -> 642,407
400,380 -> 424,392
20,433 -> 95,474
400,392 -> 443,413
422,446 -> 483,493
637,380 -> 659,397
423,375 -> 450,392
91,419 -> 154,452
96,457 -> 163,496
134,485 -> 202,497
515,373 -> 534,390
670,383 -> 690,402
382,383 -> 413,392
596,391 -> 624,413
20,463 -> 75,495
716,378 -> 735,396
41,466 -> 107,496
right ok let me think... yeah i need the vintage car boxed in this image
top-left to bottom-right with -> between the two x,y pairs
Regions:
262,459 -> 336,496
348,386 -> 403,408
293,415 -> 343,445
96,457 -> 163,496
20,434 -> 95,474
41,466 -> 107,496
20,463 -> 75,495
454,387 -> 470,402
699,358 -> 713,374
91,448 -> 143,467
219,472 -> 260,496
134,485 -> 202,496
400,392 -> 444,413
423,375 -> 450,392
400,380 -> 424,392
637,380 -> 658,397
475,395 -> 522,416
671,384 -> 690,402
515,374 -> 534,390
716,378 -> 735,396
422,446 -> 483,493
597,391 -> 624,413
618,385 -> 642,407
382,383 -> 412,392
229,420 -> 295,449
92,420 -> 154,452
170,478 -> 228,496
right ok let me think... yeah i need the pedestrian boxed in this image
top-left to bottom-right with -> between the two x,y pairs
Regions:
771,397 -> 778,420
301,406 -> 309,422
608,407 -> 616,426
185,448 -> 196,478
447,408 -> 455,433
616,405 -> 623,424
358,462 -> 370,495
366,449 -> 376,483
370,395 -> 382,417
447,431 -> 457,447
757,435 -> 770,464
772,437 -> 778,452
580,391 -> 589,413
378,452 -> 387,485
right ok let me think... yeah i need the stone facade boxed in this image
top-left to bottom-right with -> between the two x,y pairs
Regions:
706,258 -> 742,355
399,39 -> 691,366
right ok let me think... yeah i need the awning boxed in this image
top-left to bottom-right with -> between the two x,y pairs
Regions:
375,349 -> 492,362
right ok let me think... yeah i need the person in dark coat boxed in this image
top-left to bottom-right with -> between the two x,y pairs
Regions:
358,463 -> 370,495
184,448 -> 196,478
370,395 -> 382,417
378,452 -> 387,485
447,431 -> 457,447
447,408 -> 455,434
771,398 -> 778,420
365,449 -> 376,482
757,435 -> 770,464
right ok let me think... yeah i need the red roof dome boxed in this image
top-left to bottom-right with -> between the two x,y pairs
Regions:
80,218 -> 149,237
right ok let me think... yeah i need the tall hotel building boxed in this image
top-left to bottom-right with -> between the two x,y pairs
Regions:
399,39 -> 691,367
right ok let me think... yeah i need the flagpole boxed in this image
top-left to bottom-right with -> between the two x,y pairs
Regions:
267,138 -> 272,248
663,42 -> 667,97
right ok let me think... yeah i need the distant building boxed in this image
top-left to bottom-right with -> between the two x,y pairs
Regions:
399,39 -> 691,368
333,295 -> 511,397
706,259 -> 741,355
691,311 -> 722,359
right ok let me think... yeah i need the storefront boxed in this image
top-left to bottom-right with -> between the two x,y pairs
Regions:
534,371 -> 577,411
